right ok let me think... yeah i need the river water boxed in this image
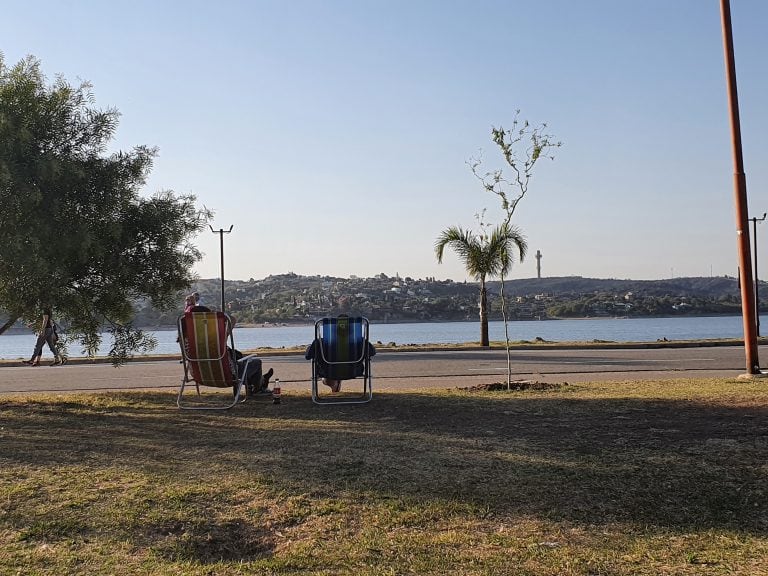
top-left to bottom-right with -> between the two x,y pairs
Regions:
1,315 -> 766,360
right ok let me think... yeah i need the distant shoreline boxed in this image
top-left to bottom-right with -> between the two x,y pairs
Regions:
2,313 -> 759,335
155,312 -> 766,331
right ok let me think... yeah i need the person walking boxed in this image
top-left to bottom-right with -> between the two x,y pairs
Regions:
23,306 -> 66,366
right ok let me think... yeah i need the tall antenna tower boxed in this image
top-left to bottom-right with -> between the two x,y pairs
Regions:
535,250 -> 542,279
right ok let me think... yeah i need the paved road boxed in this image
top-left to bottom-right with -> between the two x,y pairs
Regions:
1,345 -> 766,395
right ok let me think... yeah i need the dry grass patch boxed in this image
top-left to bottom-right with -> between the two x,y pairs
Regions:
1,378 -> 767,575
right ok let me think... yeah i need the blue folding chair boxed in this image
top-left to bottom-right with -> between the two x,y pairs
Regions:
310,316 -> 373,405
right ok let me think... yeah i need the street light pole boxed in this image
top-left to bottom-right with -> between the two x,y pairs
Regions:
751,213 -> 766,336
720,0 -> 760,374
210,225 -> 233,312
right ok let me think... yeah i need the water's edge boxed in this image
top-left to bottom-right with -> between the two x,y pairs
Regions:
2,316 -> 767,361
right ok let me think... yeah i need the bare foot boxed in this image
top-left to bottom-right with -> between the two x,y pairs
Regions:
323,379 -> 341,392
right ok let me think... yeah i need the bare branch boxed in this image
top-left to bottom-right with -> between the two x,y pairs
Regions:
474,114 -> 561,227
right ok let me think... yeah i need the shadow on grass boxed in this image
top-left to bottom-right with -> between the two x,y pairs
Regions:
1,388 -> 767,547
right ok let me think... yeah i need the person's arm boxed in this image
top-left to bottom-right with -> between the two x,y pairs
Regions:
40,313 -> 50,333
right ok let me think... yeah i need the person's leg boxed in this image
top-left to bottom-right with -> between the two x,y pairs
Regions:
316,362 -> 340,392
45,330 -> 61,365
261,367 -> 274,391
238,356 -> 263,396
25,335 -> 46,365
323,379 -> 341,392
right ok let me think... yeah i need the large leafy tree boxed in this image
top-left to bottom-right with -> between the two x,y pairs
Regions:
435,223 -> 527,347
0,54 -> 211,361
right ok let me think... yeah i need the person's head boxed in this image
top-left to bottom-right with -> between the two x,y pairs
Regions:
184,295 -> 195,308
192,292 -> 200,303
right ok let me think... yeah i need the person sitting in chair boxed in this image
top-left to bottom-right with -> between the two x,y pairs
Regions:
181,305 -> 274,396
230,346 -> 274,396
304,338 -> 376,393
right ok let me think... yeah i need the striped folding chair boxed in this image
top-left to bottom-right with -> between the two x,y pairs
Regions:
177,310 -> 245,410
310,315 -> 373,405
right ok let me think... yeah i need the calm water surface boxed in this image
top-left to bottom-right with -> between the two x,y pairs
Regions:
1,315 -> 766,360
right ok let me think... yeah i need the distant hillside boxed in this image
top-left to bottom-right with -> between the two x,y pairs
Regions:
122,273 -> 759,327
489,276 -> 743,298
3,274 -> 757,332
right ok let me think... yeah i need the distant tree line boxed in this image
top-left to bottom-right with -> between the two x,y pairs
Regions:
125,275 -> 759,327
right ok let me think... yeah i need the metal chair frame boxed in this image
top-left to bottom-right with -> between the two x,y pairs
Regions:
177,311 -> 249,410
311,316 -> 373,405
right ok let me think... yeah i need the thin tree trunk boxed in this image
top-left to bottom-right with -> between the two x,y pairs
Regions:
0,316 -> 19,336
499,273 -> 512,389
479,279 -> 489,347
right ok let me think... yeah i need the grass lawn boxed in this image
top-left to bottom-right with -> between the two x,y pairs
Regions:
1,378 -> 767,575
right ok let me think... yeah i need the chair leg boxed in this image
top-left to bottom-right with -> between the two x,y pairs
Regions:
177,377 -> 241,410
312,374 -> 373,405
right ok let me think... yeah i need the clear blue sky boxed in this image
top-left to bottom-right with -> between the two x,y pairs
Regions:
3,1 -> 766,282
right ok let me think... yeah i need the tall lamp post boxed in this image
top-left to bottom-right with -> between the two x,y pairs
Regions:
210,225 -> 233,312
751,213 -> 766,336
720,0 -> 760,374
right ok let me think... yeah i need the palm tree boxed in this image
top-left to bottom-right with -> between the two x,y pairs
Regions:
435,223 -> 527,347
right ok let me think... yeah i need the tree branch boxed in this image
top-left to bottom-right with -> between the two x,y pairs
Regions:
0,316 -> 19,336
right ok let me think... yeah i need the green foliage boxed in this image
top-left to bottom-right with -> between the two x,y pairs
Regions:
0,54 -> 211,360
107,324 -> 158,366
434,224 -> 527,284
470,110 -> 561,227
435,223 -> 527,346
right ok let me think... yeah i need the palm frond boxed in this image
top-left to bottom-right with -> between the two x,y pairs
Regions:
435,226 -> 482,280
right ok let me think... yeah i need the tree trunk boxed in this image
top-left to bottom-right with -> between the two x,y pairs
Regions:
479,278 -> 489,347
499,273 -> 512,389
0,316 -> 19,336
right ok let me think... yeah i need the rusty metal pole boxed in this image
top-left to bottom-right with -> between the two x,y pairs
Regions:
720,0 -> 760,373
752,213 -> 766,336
